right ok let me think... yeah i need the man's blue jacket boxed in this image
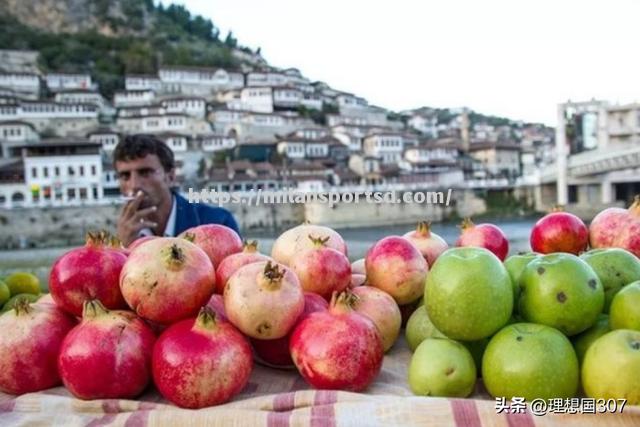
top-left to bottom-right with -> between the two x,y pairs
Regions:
174,191 -> 240,236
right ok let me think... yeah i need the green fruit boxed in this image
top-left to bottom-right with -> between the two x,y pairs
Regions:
519,253 -> 604,336
462,338 -> 489,374
482,323 -> 579,401
609,281 -> 640,331
572,314 -> 610,365
0,280 -> 10,307
504,253 -> 540,308
425,247 -> 513,341
5,272 -> 41,296
580,248 -> 640,313
582,329 -> 640,405
405,305 -> 446,351
1,293 -> 41,312
408,338 -> 476,397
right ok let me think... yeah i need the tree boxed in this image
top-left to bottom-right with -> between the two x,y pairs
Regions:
224,31 -> 238,48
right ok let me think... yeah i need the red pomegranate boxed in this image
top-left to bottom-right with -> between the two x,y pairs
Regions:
289,235 -> 352,300
365,236 -> 428,305
49,231 -> 128,316
58,300 -> 156,399
152,307 -> 253,409
590,196 -> 640,257
215,240 -> 272,294
455,218 -> 509,261
0,300 -> 76,395
351,287 -> 401,352
350,274 -> 367,288
178,224 -> 242,269
403,221 -> 449,267
530,208 -> 589,254
290,291 -> 384,391
127,235 -> 158,252
120,237 -> 215,325
205,294 -> 228,322
224,261 -> 304,339
271,223 -> 348,266
251,292 -> 328,368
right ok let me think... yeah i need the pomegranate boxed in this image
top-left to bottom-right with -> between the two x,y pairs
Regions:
289,235 -> 352,300
215,240 -> 272,294
351,287 -> 402,352
127,235 -> 158,252
178,224 -> 242,268
399,299 -> 422,328
590,196 -> 640,257
290,291 -> 384,391
224,261 -> 304,339
120,237 -> 215,325
271,222 -> 348,266
403,221 -> 449,266
351,258 -> 366,275
58,300 -> 155,399
365,236 -> 428,305
530,208 -> 589,254
455,218 -> 509,261
350,274 -> 367,288
152,307 -> 253,409
0,300 -> 76,394
205,294 -> 228,322
49,231 -> 128,316
251,292 -> 328,368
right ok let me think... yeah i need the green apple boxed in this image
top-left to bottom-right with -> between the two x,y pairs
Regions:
405,305 -> 446,352
482,323 -> 579,400
504,252 -> 541,307
425,247 -> 513,341
609,281 -> 640,331
582,329 -> 640,404
572,314 -> 610,364
580,248 -> 640,313
4,272 -> 41,296
0,280 -> 10,308
408,338 -> 476,397
519,253 -> 604,336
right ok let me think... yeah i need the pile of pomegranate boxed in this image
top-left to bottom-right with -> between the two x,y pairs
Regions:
2,196 -> 639,409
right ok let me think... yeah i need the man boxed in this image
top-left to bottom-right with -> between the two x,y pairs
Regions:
113,134 -> 239,247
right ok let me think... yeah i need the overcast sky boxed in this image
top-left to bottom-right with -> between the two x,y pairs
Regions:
177,0 -> 640,126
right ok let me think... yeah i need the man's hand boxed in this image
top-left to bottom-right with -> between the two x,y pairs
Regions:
117,191 -> 158,247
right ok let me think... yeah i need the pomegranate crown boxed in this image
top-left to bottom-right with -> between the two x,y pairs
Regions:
416,221 -> 432,236
182,232 -> 196,243
630,195 -> 640,215
82,299 -> 110,320
13,296 -> 33,315
308,234 -> 330,247
458,217 -> 475,230
86,230 -> 120,248
550,205 -> 565,213
263,261 -> 285,283
243,240 -> 259,253
330,290 -> 360,313
194,306 -> 220,332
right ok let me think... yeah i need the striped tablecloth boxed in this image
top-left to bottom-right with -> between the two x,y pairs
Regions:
1,337 -> 638,426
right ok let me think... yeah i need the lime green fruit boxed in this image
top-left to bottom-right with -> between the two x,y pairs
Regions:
580,248 -> 640,313
1,293 -> 41,312
504,252 -> 541,307
609,281 -> 640,331
482,323 -> 579,401
462,338 -> 489,374
425,247 -> 513,341
4,272 -> 41,296
582,329 -> 640,405
519,253 -> 604,336
0,280 -> 10,307
408,338 -> 476,397
572,314 -> 610,365
405,305 -> 446,351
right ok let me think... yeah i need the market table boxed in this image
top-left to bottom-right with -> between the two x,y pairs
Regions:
1,337 -> 638,426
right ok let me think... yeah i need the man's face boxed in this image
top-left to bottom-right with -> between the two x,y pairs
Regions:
115,154 -> 175,209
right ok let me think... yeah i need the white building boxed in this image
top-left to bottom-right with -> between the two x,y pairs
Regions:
245,71 -> 288,87
336,92 -> 368,113
159,66 -> 244,95
87,130 -> 120,152
113,90 -> 156,108
468,141 -> 521,177
45,73 -> 93,92
116,113 -> 211,135
272,87 -> 303,110
363,132 -> 405,164
239,87 -> 273,113
0,121 -> 39,158
55,90 -> 107,109
201,134 -> 236,152
160,96 -> 206,118
0,72 -> 40,100
0,101 -> 99,136
125,74 -> 162,92
408,114 -> 438,138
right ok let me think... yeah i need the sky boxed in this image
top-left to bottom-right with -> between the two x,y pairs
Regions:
177,0 -> 640,126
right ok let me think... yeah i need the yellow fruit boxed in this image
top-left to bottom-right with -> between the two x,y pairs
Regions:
0,280 -> 10,307
5,272 -> 41,296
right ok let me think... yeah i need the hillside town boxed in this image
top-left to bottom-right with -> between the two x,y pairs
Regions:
0,48 -> 559,209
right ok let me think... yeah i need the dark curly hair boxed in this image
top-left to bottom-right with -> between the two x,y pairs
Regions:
113,134 -> 175,172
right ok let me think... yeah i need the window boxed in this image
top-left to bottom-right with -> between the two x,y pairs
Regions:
91,165 -> 96,176
55,167 -> 60,177
79,166 -> 84,176
31,167 -> 37,178
68,166 -> 74,176
43,167 -> 49,178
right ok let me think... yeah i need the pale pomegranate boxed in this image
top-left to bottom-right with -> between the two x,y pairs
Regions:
127,235 -> 158,252
350,274 -> 367,288
403,221 -> 449,266
251,292 -> 328,368
152,307 -> 253,409
530,209 -> 588,254
0,300 -> 76,394
49,231 -> 128,316
365,236 -> 428,305
224,261 -> 304,339
271,223 -> 347,266
590,196 -> 640,257
178,224 -> 242,268
215,240 -> 272,294
205,294 -> 228,322
289,235 -> 352,300
351,258 -> 366,275
455,218 -> 509,261
120,237 -> 215,325
58,300 -> 156,399
351,287 -> 402,352
290,292 -> 384,391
